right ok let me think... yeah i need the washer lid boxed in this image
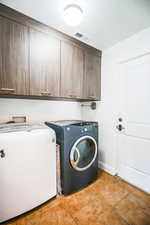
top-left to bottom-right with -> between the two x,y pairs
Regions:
0,123 -> 47,133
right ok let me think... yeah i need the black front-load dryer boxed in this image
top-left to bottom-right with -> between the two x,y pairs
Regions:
45,120 -> 98,195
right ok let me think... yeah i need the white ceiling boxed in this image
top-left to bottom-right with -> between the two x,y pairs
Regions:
1,0 -> 150,50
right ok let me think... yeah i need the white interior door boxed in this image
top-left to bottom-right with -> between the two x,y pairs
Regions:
117,53 -> 150,194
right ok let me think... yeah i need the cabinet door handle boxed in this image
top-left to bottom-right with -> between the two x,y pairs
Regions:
89,95 -> 96,99
41,92 -> 52,96
69,94 -> 78,98
0,88 -> 15,92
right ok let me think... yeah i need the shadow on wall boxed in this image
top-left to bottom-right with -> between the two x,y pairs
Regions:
98,149 -> 105,162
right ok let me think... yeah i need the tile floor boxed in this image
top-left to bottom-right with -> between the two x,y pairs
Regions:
5,170 -> 150,225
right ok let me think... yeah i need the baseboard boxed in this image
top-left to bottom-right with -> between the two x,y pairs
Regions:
98,160 -> 116,176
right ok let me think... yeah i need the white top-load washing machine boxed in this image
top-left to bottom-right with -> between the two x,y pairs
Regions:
0,123 -> 56,223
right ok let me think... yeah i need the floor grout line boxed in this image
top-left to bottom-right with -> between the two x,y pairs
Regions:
113,192 -> 130,208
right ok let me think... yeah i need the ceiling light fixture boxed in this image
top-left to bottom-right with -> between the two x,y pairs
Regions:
63,4 -> 83,27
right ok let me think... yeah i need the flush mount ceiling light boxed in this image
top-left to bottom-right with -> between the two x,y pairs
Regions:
63,4 -> 83,26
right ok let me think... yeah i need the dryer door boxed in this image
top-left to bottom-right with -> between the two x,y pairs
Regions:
70,136 -> 97,171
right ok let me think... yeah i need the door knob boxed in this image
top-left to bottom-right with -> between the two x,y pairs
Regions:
116,124 -> 125,131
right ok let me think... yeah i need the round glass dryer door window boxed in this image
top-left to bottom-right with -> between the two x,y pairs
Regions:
70,136 -> 97,171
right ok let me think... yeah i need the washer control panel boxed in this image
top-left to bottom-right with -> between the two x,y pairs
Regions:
65,122 -> 98,133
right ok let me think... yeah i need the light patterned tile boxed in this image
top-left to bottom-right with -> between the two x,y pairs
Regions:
72,197 -> 110,225
116,194 -> 150,225
39,205 -> 77,225
40,196 -> 64,214
132,188 -> 150,206
117,178 -> 150,200
59,186 -> 96,214
99,170 -> 118,184
4,170 -> 150,225
96,179 -> 129,207
99,208 -> 128,225
128,192 -> 150,217
15,210 -> 42,225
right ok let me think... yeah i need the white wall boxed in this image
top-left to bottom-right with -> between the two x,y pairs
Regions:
0,98 -> 82,123
82,26 -> 150,175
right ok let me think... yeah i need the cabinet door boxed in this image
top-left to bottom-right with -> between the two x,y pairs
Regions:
61,41 -> 84,98
29,29 -> 60,97
0,16 -> 29,95
84,52 -> 101,100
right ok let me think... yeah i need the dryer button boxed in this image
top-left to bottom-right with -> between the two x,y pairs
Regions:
84,128 -> 88,132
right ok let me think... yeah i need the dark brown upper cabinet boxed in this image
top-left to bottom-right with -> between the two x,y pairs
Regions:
29,28 -> 60,97
84,52 -> 101,100
61,41 -> 84,99
0,4 -> 101,101
0,16 -> 29,95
